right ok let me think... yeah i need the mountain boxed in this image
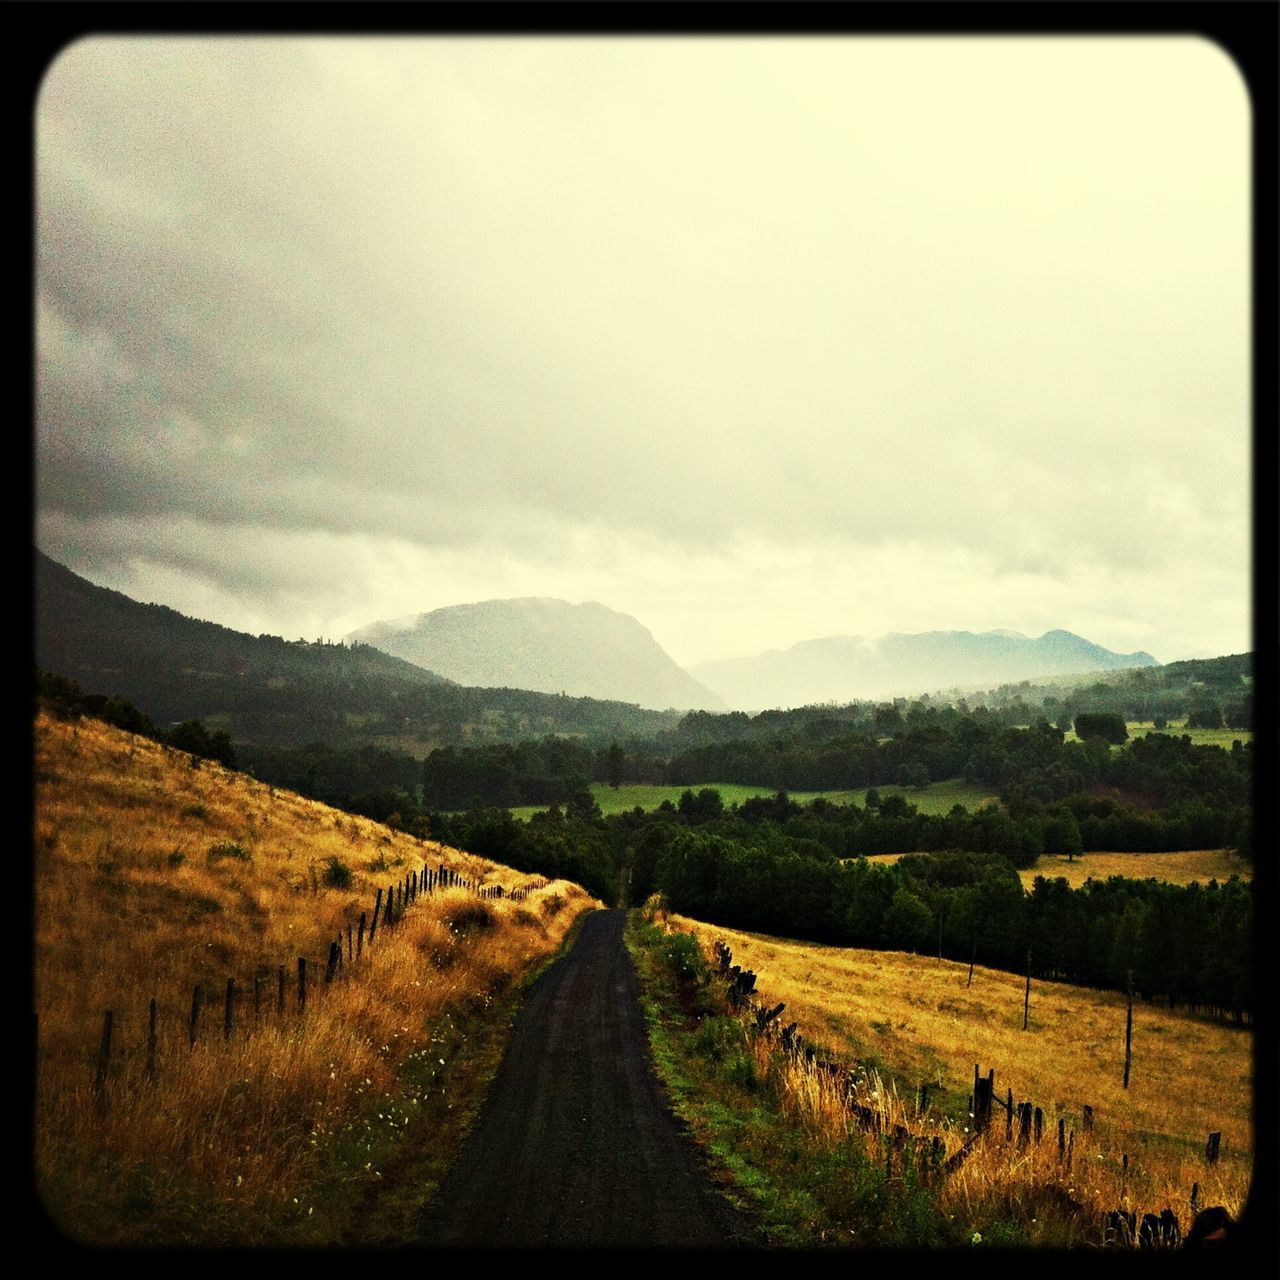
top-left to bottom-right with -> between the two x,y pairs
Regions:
32,552 -> 681,747
348,598 -> 726,712
689,628 -> 1159,710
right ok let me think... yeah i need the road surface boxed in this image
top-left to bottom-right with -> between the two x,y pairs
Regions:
420,909 -> 744,1248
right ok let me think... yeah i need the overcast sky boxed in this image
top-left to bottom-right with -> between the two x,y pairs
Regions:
35,36 -> 1250,668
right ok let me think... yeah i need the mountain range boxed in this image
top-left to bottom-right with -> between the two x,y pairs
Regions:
689,629 -> 1159,709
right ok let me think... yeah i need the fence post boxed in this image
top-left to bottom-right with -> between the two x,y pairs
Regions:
1023,948 -> 1032,1030
1083,1104 -> 1094,1132
370,889 -> 383,943
1058,1117 -> 1066,1160
325,941 -> 339,984
1034,1106 -> 1043,1144
1124,971 -> 1134,1089
347,925 -> 353,963
146,998 -> 158,1081
189,984 -> 203,1048
1206,1132 -> 1221,1163
1005,1088 -> 1014,1141
358,912 -> 366,959
224,978 -> 235,1041
94,1010 -> 113,1110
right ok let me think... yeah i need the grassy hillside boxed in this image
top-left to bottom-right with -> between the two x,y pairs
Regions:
34,710 -> 598,1245
668,914 -> 1252,1242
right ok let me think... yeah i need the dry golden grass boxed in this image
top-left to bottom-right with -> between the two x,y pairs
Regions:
863,849 -> 1251,889
674,914 -> 1253,1244
1021,850 -> 1251,889
34,710 -> 597,1244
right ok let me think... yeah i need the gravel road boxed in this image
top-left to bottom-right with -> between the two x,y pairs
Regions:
419,909 -> 744,1249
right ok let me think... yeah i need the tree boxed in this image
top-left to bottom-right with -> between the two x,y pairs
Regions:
1074,712 -> 1128,744
605,741 -> 625,789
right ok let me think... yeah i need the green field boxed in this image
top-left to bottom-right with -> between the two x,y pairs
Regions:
507,776 -> 999,821
1059,720 -> 1252,748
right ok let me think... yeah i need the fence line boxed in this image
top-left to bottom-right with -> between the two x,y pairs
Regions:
87,861 -> 550,1102
711,938 -> 1224,1249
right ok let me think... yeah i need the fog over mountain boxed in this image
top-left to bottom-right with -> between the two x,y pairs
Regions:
690,629 -> 1159,710
349,598 -> 727,712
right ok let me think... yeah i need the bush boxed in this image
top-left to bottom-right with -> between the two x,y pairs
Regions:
321,856 -> 352,889
207,841 -> 250,865
180,803 -> 208,821
660,930 -> 709,985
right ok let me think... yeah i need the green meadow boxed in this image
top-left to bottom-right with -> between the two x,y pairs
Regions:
507,776 -> 998,822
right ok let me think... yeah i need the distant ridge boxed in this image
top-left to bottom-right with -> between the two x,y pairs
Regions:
349,597 -> 726,712
689,628 -> 1159,710
32,552 -> 681,746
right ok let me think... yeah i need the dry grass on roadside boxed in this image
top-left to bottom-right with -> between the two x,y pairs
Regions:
34,711 -> 596,1244
674,915 -> 1252,1244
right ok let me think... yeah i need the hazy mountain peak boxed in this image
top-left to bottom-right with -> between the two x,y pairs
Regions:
349,597 -> 725,711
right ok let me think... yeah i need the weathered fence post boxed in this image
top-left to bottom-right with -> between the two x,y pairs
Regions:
1005,1088 -> 1014,1141
94,1010 -> 113,1110
1206,1132 -> 1221,1164
1058,1117 -> 1066,1160
146,997 -> 158,1080
1034,1106 -> 1043,1144
347,925 -> 353,963
1124,971 -> 1134,1089
224,978 -> 235,1041
357,912 -> 366,959
974,1066 -> 994,1133
1018,1101 -> 1033,1146
189,984 -> 203,1048
370,889 -> 383,943
325,940 -> 340,984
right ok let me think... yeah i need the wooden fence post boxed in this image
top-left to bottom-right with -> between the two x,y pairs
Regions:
1018,1102 -> 1033,1146
189,984 -> 203,1048
1206,1132 -> 1221,1163
370,888 -> 383,943
1005,1088 -> 1014,1141
1023,948 -> 1032,1030
94,1010 -> 113,1109
1058,1117 -> 1066,1160
347,925 -> 353,963
146,998 -> 158,1080
1124,971 -> 1134,1089
1034,1106 -> 1043,1144
357,912 -> 366,959
325,941 -> 339,984
224,978 -> 235,1041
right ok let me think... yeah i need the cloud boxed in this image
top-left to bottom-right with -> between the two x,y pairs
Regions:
35,36 -> 1251,664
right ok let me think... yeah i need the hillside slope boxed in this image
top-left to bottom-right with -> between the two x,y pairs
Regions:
33,707 -> 597,1244
350,597 -> 726,712
34,552 -> 681,747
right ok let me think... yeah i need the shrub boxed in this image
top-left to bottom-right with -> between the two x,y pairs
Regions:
207,841 -> 250,865
321,856 -> 352,889
181,803 -> 208,821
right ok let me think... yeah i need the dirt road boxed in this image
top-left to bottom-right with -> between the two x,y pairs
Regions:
419,909 -> 743,1249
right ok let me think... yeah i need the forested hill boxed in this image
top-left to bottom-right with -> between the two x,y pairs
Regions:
33,552 -> 680,749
